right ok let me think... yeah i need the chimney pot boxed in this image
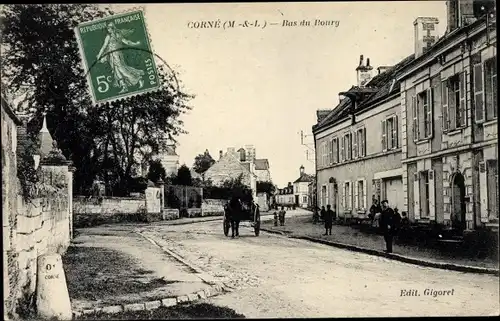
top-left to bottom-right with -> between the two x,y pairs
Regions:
366,58 -> 371,67
359,55 -> 364,66
219,150 -> 223,159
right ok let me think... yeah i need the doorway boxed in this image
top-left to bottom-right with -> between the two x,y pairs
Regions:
451,172 -> 466,231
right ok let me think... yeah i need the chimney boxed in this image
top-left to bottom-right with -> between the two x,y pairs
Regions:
377,66 -> 393,75
244,144 -> 255,162
413,17 -> 439,58
219,150 -> 223,159
300,165 -> 305,175
356,54 -> 374,87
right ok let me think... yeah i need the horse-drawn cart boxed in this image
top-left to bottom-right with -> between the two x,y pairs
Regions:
223,200 -> 260,237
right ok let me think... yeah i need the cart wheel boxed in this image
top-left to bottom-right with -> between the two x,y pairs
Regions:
223,216 -> 230,236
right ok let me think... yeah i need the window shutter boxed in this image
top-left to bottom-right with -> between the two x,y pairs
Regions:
392,116 -> 398,149
340,137 -> 344,162
335,139 -> 339,163
353,131 -> 358,159
413,172 -> 421,220
348,134 -> 352,160
474,62 -> 485,123
362,128 -> 366,156
429,169 -> 436,221
426,88 -> 433,138
381,119 -> 387,152
354,181 -> 359,210
441,80 -> 449,131
479,161 -> 489,222
485,58 -> 496,121
362,179 -> 367,210
412,95 -> 418,141
342,183 -> 346,208
459,71 -> 467,127
348,182 -> 353,210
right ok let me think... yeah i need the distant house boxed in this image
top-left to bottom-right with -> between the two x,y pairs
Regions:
293,165 -> 314,208
253,159 -> 271,182
204,145 -> 272,200
275,183 -> 295,207
157,144 -> 180,176
204,147 -> 258,198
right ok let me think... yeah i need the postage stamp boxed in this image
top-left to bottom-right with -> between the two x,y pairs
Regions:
74,10 -> 160,105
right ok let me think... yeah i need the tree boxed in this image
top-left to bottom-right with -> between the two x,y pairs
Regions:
256,181 -> 276,196
174,165 -> 193,186
221,174 -> 253,203
1,4 -> 193,196
193,149 -> 215,174
146,159 -> 166,183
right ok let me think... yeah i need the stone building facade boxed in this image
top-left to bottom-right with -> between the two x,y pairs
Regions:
399,0 -> 497,232
313,55 -> 412,219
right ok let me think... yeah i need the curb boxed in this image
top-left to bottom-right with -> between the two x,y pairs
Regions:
72,282 -> 227,319
260,228 -> 499,276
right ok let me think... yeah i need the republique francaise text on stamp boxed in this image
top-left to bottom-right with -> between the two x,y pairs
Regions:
74,10 -> 160,105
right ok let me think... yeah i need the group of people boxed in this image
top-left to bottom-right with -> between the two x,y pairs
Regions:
273,207 -> 287,226
313,205 -> 337,235
369,199 -> 409,253
310,198 -> 408,253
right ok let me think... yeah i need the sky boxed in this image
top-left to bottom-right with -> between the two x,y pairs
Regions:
109,1 -> 447,187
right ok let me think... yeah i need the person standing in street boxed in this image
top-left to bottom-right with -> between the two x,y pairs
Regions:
379,200 -> 395,253
369,198 -> 382,227
279,206 -> 286,226
323,205 -> 335,235
320,206 -> 326,222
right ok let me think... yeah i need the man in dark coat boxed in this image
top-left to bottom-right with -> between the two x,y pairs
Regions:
320,206 -> 326,222
229,196 -> 242,238
323,205 -> 335,235
379,200 -> 395,253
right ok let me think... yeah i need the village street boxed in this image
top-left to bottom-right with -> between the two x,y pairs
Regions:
134,210 -> 499,318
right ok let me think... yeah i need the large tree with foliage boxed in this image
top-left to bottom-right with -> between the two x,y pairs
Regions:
146,159 -> 167,183
173,164 -> 193,186
1,4 -> 193,196
192,149 -> 215,174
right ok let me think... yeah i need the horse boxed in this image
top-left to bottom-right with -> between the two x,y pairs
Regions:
224,199 -> 243,238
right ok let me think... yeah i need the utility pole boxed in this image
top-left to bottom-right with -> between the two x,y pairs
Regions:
300,130 -> 315,164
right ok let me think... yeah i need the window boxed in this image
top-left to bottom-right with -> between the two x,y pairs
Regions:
355,179 -> 366,210
485,57 -> 497,121
343,181 -> 352,210
332,138 -> 339,163
343,133 -> 352,161
356,128 -> 366,157
413,89 -> 433,141
411,95 -> 418,141
444,73 -> 467,131
382,116 -> 398,151
420,170 -> 430,218
303,196 -> 308,203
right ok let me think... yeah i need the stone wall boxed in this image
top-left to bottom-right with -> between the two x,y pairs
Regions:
73,195 -> 147,227
2,98 -> 72,319
201,198 -> 227,216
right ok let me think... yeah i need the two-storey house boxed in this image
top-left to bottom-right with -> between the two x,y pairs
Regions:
293,165 -> 314,208
398,0 -> 497,233
275,183 -> 295,207
313,55 -> 414,220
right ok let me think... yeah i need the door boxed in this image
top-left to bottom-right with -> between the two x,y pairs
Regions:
384,177 -> 403,211
295,195 -> 299,206
451,172 -> 466,230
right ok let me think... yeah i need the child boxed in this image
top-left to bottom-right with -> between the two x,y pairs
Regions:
273,211 -> 278,227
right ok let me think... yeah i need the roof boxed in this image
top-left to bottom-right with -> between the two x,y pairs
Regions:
164,145 -> 178,156
254,159 -> 269,170
39,113 -> 54,157
313,53 -> 415,133
294,173 -> 314,183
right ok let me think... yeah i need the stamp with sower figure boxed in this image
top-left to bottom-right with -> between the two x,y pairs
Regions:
74,10 -> 160,105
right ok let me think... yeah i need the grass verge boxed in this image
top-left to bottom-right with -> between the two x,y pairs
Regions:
62,246 -> 175,301
76,303 -> 245,320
